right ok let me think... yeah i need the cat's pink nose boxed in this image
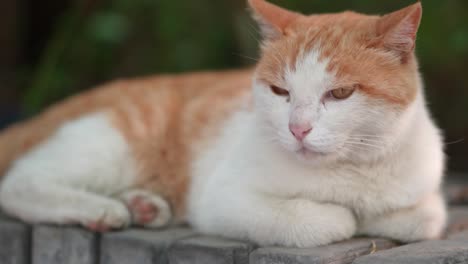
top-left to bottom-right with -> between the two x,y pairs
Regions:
289,123 -> 312,141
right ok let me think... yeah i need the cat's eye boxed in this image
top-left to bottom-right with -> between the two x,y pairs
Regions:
270,85 -> 289,97
330,87 -> 355,100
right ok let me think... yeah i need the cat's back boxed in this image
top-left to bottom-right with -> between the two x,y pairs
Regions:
0,68 -> 253,175
49,68 -> 253,123
84,68 -> 254,141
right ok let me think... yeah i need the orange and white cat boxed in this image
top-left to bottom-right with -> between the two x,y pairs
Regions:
0,0 -> 446,247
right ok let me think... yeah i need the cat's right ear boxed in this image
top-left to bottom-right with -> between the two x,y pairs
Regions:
248,0 -> 301,40
375,2 -> 422,58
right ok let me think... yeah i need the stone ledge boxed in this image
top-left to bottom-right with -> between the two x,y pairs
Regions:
169,236 -> 255,264
250,238 -> 396,264
352,240 -> 468,264
101,228 -> 195,264
2,184 -> 468,264
1,214 -> 468,264
0,217 -> 30,264
32,226 -> 97,264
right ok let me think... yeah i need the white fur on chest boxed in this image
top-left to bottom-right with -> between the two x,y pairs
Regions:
188,92 -> 444,229
187,44 -> 444,246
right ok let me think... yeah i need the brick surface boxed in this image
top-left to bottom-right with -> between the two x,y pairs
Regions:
100,227 -> 195,264
250,238 -> 396,264
169,236 -> 256,264
32,225 -> 97,264
0,216 -> 30,264
352,240 -> 468,264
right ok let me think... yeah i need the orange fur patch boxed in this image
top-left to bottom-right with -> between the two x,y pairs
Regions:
0,69 -> 252,220
256,8 -> 420,106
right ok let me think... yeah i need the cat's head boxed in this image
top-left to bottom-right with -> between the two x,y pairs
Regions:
249,0 -> 423,164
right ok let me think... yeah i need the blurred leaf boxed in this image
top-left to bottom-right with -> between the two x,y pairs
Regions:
87,12 -> 129,44
451,30 -> 468,54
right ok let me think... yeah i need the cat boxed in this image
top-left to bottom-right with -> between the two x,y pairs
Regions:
0,0 -> 446,248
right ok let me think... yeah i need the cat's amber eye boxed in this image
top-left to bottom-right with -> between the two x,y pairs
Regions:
330,87 -> 355,100
270,85 -> 289,97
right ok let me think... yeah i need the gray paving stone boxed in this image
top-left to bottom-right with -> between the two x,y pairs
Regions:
101,227 -> 195,264
447,230 -> 468,240
444,175 -> 468,205
32,225 -> 97,264
446,207 -> 468,239
448,206 -> 468,224
168,236 -> 255,264
352,239 -> 468,264
446,206 -> 468,237
0,216 -> 31,264
250,238 -> 396,264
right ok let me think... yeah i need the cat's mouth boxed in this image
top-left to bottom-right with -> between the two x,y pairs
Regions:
295,146 -> 326,158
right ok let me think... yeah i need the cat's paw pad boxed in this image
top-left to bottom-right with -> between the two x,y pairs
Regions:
121,190 -> 172,228
129,196 -> 160,224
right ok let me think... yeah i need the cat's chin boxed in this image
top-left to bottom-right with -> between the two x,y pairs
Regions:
293,146 -> 331,164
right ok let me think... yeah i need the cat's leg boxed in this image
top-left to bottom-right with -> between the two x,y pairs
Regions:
118,190 -> 172,228
0,182 -> 131,231
358,192 -> 447,242
191,189 -> 357,247
0,112 -> 138,230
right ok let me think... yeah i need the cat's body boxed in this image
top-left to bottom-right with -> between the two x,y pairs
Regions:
0,69 -> 253,225
0,0 -> 446,247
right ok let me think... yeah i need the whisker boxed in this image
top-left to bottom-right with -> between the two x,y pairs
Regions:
233,53 -> 259,62
344,144 -> 369,152
346,139 -> 383,146
349,134 -> 387,138
346,137 -> 385,144
345,141 -> 385,150
445,138 -> 465,145
246,22 -> 262,43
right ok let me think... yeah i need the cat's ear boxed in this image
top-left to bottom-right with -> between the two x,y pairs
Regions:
376,2 -> 422,56
248,0 -> 301,40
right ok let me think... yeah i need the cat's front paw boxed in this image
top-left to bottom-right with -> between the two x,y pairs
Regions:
282,203 -> 357,247
120,190 -> 172,228
405,195 -> 447,241
359,192 -> 447,242
84,201 -> 131,232
250,200 -> 357,248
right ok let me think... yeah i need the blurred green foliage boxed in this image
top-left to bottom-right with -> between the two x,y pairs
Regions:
22,0 -> 468,168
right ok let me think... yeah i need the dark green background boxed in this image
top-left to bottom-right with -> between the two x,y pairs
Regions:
0,0 -> 467,171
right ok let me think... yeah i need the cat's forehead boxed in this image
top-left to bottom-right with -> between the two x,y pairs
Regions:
297,11 -> 377,28
257,12 -> 376,81
256,11 -> 417,106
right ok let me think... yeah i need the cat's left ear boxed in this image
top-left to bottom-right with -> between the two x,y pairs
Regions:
248,0 -> 302,40
376,2 -> 422,57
